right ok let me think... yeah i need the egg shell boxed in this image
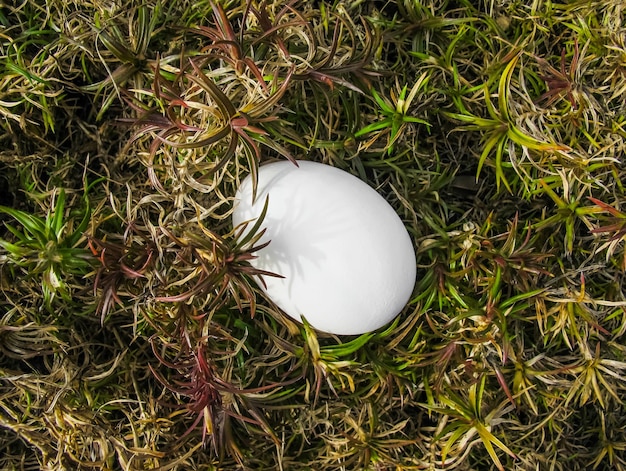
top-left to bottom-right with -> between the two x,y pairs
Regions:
232,160 -> 416,335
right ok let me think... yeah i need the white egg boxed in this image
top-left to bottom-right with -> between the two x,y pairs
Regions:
232,160 -> 416,335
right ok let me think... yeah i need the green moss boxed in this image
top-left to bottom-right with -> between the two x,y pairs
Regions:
1,0 -> 626,469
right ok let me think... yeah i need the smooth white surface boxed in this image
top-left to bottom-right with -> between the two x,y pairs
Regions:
232,160 -> 416,335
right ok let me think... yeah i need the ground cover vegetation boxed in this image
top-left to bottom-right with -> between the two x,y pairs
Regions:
1,0 -> 626,469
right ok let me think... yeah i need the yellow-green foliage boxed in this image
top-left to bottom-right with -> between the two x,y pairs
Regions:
2,1 -> 626,470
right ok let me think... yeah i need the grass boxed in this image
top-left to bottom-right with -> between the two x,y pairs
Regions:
2,0 -> 626,469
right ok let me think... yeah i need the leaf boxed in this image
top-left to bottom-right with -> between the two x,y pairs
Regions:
50,189 -> 66,240
476,133 -> 505,183
440,425 -> 470,465
233,195 -> 270,251
403,72 -> 430,113
0,206 -> 46,244
371,88 -> 394,114
0,239 -> 29,258
320,332 -> 375,358
494,134 -> 512,192
354,118 -> 393,137
497,53 -> 520,122
188,59 -> 236,118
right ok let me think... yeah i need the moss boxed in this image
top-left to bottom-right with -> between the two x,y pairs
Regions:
1,0 -> 626,470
